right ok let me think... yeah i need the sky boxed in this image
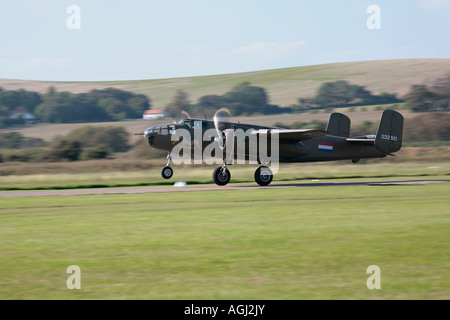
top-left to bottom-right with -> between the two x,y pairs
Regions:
0,0 -> 449,81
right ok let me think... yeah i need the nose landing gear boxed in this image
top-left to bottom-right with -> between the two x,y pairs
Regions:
161,153 -> 173,179
161,166 -> 173,179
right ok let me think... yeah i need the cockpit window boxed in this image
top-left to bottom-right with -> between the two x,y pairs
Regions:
193,121 -> 202,130
192,120 -> 208,130
160,125 -> 168,135
179,119 -> 192,128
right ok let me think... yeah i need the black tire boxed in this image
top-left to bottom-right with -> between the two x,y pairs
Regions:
213,167 -> 231,186
254,166 -> 273,186
161,166 -> 173,179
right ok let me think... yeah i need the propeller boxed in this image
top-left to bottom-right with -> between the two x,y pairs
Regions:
181,110 -> 191,119
171,110 -> 193,126
213,108 -> 231,150
213,108 -> 235,164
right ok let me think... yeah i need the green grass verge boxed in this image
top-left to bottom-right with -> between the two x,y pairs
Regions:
0,183 -> 449,299
402,141 -> 450,147
0,162 -> 448,191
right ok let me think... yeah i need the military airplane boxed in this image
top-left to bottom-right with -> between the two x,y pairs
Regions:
141,109 -> 403,186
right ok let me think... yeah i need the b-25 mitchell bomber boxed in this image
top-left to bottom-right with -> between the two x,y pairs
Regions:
140,109 -> 403,186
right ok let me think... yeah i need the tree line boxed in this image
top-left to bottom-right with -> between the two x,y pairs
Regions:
35,87 -> 151,123
403,72 -> 450,112
290,74 -> 450,113
165,80 -> 403,119
165,74 -> 450,118
292,80 -> 402,112
165,82 -> 285,119
1,73 -> 448,129
0,87 -> 151,127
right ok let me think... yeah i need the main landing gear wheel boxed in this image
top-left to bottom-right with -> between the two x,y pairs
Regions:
161,166 -> 173,179
254,166 -> 273,186
213,167 -> 231,186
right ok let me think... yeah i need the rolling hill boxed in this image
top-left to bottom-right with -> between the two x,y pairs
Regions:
1,58 -> 450,109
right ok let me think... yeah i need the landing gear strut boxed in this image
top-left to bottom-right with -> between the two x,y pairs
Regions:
161,153 -> 173,179
254,166 -> 273,186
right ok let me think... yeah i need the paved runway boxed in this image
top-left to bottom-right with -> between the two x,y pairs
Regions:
1,179 -> 449,198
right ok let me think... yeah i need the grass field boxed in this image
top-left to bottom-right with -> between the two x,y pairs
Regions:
0,161 -> 449,190
0,182 -> 449,299
1,58 -> 449,299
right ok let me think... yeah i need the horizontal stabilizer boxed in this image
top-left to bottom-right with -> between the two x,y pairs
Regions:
252,129 -> 329,142
347,134 -> 375,144
346,138 -> 375,145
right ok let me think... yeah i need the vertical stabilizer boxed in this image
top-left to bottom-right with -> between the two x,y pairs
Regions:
326,113 -> 351,137
375,110 -> 404,153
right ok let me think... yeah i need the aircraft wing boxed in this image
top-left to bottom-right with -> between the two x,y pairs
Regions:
251,129 -> 329,142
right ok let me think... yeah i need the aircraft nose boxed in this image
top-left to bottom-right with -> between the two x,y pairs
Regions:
144,127 -> 156,146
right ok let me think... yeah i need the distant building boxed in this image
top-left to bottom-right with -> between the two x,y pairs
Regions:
143,109 -> 165,120
8,107 -> 40,124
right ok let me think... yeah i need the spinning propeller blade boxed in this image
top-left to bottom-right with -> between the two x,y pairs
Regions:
213,108 -> 231,150
180,110 -> 191,119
